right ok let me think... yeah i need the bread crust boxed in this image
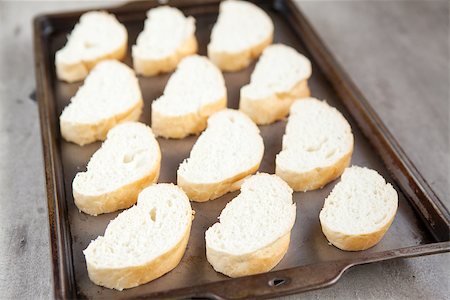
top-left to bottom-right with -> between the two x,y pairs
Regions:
276,148 -> 353,192
73,146 -> 161,216
133,35 -> 198,76
178,161 -> 260,202
206,232 -> 291,277
152,96 -> 226,139
56,41 -> 127,83
320,207 -> 397,251
86,219 -> 192,290
208,34 -> 273,72
60,98 -> 143,146
240,80 -> 310,125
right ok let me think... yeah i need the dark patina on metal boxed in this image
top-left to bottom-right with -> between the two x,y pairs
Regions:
33,1 -> 449,299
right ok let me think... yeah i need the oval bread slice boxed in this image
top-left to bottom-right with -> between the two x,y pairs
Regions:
276,98 -> 354,191
55,11 -> 127,82
84,183 -> 193,290
205,173 -> 296,277
177,109 -> 264,202
73,122 -> 161,216
207,0 -> 274,71
240,44 -> 312,124
319,166 -> 398,251
151,55 -> 227,139
132,6 -> 197,76
60,60 -> 143,146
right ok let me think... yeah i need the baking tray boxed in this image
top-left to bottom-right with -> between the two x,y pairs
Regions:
33,0 -> 450,299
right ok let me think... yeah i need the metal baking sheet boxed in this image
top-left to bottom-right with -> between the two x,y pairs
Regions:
33,0 -> 450,298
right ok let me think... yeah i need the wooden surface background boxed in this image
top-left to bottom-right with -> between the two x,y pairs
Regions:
0,1 -> 448,299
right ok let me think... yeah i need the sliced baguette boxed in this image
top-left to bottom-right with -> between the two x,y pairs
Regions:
207,0 -> 274,71
55,11 -> 127,82
319,166 -> 398,251
151,55 -> 227,139
240,44 -> 312,124
73,122 -> 161,216
177,109 -> 264,202
60,60 -> 143,146
205,173 -> 295,277
132,6 -> 197,76
84,183 -> 193,290
276,98 -> 354,191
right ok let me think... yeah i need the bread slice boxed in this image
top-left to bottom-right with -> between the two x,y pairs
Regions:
276,98 -> 354,191
151,55 -> 227,139
73,122 -> 161,216
240,44 -> 312,124
319,166 -> 398,251
60,60 -> 143,146
84,183 -> 193,290
132,6 -> 197,76
207,0 -> 274,71
205,173 -> 295,277
55,11 -> 127,83
177,109 -> 264,202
